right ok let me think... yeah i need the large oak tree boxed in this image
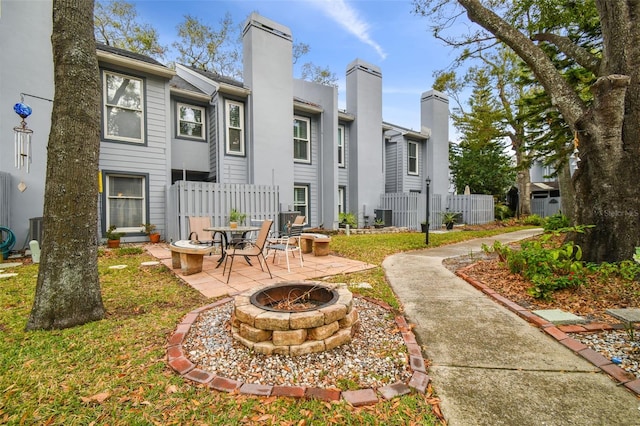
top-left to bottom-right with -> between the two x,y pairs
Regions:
416,0 -> 640,262
27,0 -> 104,330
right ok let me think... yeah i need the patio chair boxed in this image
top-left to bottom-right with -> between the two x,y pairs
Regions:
187,216 -> 215,245
223,219 -> 273,283
267,224 -> 304,272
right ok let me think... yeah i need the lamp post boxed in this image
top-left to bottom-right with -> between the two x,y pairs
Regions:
425,176 -> 431,245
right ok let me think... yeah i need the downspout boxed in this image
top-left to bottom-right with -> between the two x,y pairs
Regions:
319,111 -> 324,228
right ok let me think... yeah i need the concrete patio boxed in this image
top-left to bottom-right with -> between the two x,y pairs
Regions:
146,243 -> 375,298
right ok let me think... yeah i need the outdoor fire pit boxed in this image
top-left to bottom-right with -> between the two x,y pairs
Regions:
232,282 -> 358,356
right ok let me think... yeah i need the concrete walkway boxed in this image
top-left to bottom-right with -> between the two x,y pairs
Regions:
383,229 -> 640,425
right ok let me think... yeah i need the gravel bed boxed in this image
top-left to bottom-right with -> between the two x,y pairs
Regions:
182,297 -> 412,389
569,331 -> 640,378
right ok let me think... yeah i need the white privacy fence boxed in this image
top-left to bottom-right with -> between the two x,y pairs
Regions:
380,193 -> 494,230
167,181 -> 280,241
447,194 -> 495,225
531,197 -> 562,218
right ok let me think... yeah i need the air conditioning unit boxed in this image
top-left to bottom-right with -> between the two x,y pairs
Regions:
278,211 -> 301,235
374,209 -> 392,227
29,217 -> 43,243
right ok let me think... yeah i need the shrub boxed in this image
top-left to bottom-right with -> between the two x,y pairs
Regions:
484,230 -> 586,300
494,203 -> 513,221
543,212 -> 570,231
522,214 -> 544,226
339,212 -> 358,228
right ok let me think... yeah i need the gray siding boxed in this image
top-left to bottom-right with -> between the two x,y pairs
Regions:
99,73 -> 170,240
293,115 -> 319,224
385,140 -> 399,192
170,100 -> 209,173
405,139 -> 424,192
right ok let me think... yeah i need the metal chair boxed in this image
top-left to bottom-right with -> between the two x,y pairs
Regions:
223,219 -> 273,283
267,224 -> 304,272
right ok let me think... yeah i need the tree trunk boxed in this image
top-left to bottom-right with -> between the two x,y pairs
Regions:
454,0 -> 640,262
27,0 -> 104,330
557,161 -> 574,223
515,150 -> 532,217
571,75 -> 639,262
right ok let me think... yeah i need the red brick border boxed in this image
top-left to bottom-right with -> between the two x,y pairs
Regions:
456,268 -> 640,397
166,295 -> 430,406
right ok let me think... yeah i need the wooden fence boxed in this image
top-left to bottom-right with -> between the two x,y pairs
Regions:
380,192 -> 494,230
167,181 -> 279,241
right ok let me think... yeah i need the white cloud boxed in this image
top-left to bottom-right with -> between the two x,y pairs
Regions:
311,0 -> 387,60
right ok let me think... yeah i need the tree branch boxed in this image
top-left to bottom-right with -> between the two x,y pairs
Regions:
532,32 -> 601,75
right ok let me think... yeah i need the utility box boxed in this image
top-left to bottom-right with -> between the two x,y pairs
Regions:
374,209 -> 392,227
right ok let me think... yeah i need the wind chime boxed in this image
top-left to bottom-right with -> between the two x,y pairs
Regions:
570,130 -> 580,170
13,98 -> 33,192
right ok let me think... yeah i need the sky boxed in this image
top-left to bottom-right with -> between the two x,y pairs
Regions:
130,0 -> 462,134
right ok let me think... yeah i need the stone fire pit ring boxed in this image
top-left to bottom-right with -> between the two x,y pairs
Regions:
232,282 -> 358,356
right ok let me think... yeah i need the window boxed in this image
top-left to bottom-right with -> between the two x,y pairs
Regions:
225,100 -> 245,155
106,174 -> 146,232
338,125 -> 345,167
294,185 -> 309,222
177,103 -> 205,140
338,186 -> 346,214
294,117 -> 311,163
408,141 -> 419,175
103,71 -> 144,143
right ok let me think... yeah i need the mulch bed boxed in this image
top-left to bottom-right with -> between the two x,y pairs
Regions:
445,247 -> 640,325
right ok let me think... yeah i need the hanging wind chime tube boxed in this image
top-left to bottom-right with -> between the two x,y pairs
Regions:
13,101 -> 33,173
573,130 -> 580,170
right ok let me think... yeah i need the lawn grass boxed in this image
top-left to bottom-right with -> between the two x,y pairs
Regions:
0,227 -> 529,425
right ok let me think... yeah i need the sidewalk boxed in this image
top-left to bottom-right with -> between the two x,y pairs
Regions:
383,229 -> 640,425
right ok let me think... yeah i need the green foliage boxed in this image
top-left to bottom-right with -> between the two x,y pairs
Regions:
94,0 -> 167,59
591,260 -> 640,282
116,246 -> 144,255
494,203 -> 514,221
448,70 -> 516,199
173,12 -> 242,79
522,214 -> 545,226
484,230 -> 587,300
442,211 -> 459,225
141,222 -> 156,234
300,62 -> 339,86
339,212 -> 358,228
633,247 -> 640,264
542,212 -> 570,231
105,225 -> 124,240
229,208 -> 246,224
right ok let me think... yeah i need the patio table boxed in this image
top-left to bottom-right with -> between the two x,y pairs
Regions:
204,225 -> 260,267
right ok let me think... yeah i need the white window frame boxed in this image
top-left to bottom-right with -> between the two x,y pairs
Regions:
294,185 -> 309,223
103,70 -> 145,143
294,116 -> 311,163
338,186 -> 345,214
225,100 -> 245,155
177,103 -> 206,140
338,125 -> 345,167
105,173 -> 147,233
408,141 -> 419,175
